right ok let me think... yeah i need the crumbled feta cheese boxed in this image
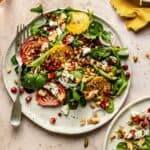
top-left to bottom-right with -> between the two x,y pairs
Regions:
131,111 -> 140,117
82,47 -> 91,56
60,23 -> 66,31
58,13 -> 67,25
61,104 -> 70,116
41,42 -> 49,52
49,20 -> 57,26
56,27 -> 62,35
66,35 -> 74,44
62,69 -> 74,81
135,129 -> 149,139
44,83 -> 59,96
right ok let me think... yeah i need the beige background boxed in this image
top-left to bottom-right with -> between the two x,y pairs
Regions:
0,0 -> 150,150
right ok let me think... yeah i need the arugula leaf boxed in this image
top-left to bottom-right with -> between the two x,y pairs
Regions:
105,99 -> 114,113
30,24 -> 48,37
72,35 -> 84,47
116,142 -> 128,150
87,20 -> 103,39
11,55 -> 18,65
90,47 -> 112,60
72,70 -> 83,79
101,31 -> 111,43
30,4 -> 43,14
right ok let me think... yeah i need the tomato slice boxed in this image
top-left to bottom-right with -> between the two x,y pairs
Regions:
20,36 -> 48,65
36,83 -> 66,107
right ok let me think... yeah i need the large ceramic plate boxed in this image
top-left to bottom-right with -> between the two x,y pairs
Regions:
2,9 -> 131,135
104,97 -> 150,150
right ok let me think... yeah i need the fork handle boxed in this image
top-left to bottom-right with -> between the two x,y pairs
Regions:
10,66 -> 22,127
10,94 -> 22,127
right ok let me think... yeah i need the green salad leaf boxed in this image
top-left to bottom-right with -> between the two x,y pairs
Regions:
117,142 -> 128,150
30,4 -> 43,14
105,99 -> 114,113
90,47 -> 112,60
11,55 -> 18,65
21,73 -> 47,90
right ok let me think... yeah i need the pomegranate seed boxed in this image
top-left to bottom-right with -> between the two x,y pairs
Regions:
100,98 -> 109,110
130,129 -> 136,135
71,61 -> 76,69
11,87 -> 17,94
25,95 -> 32,103
108,59 -> 115,66
79,37 -> 87,43
125,72 -> 130,79
65,49 -> 71,57
62,37 -> 67,44
58,112 -> 62,117
48,73 -> 55,79
141,121 -> 148,128
147,107 -> 150,113
51,14 -> 56,21
132,116 -> 140,124
19,87 -> 24,94
50,117 -> 56,124
122,64 -> 128,70
103,89 -> 111,96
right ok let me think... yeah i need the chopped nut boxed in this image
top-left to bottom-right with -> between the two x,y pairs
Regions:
95,101 -> 101,106
87,115 -> 100,124
14,79 -> 18,85
90,102 -> 96,109
132,56 -> 138,63
75,78 -> 81,84
80,119 -> 86,126
145,53 -> 150,59
38,89 -> 47,97
84,137 -> 89,148
48,30 -> 58,42
57,13 -> 67,25
7,68 -> 11,74
110,132 -> 118,141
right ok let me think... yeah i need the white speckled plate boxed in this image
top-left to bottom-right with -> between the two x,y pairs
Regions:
104,97 -> 150,150
2,9 -> 131,135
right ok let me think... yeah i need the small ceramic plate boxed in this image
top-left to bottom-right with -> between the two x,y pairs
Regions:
2,9 -> 131,135
104,97 -> 150,150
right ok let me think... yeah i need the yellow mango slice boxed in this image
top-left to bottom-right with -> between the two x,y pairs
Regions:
110,0 -> 137,18
66,11 -> 90,34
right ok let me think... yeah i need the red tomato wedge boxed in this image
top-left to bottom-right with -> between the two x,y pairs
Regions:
36,83 -> 66,107
20,36 -> 48,65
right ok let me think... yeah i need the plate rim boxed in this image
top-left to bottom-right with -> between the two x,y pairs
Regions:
103,96 -> 150,150
2,8 -> 131,135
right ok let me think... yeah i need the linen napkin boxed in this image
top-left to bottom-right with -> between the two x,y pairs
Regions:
110,0 -> 150,31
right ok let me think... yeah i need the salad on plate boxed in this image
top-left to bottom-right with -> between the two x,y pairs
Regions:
10,8 -> 130,123
111,107 -> 150,150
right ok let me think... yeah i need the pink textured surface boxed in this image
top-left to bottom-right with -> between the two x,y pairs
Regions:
0,0 -> 150,149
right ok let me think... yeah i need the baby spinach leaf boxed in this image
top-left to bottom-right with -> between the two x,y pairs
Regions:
11,55 -> 18,65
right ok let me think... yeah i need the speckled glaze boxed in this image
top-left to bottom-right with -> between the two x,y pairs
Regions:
0,0 -> 150,150
104,97 -> 150,150
2,9 -> 130,135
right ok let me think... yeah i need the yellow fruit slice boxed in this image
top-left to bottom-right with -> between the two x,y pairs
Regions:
66,11 -> 90,34
49,44 -> 73,62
